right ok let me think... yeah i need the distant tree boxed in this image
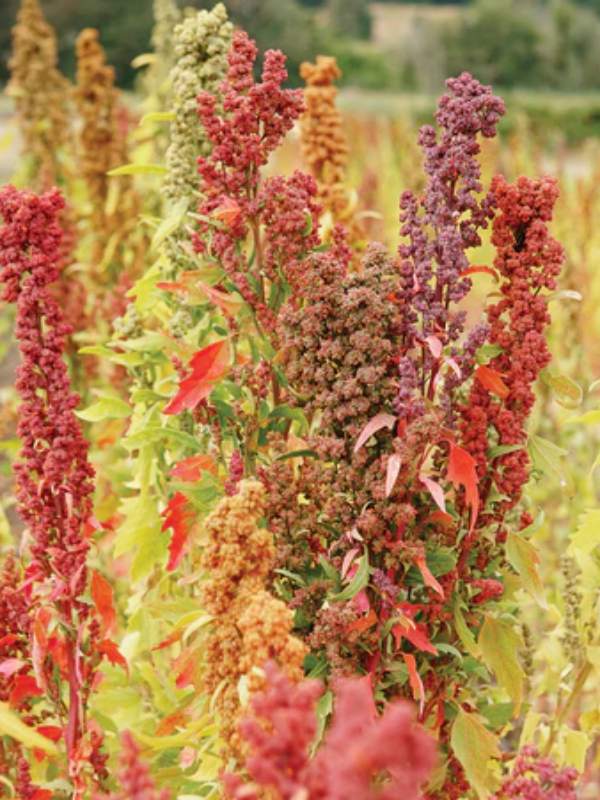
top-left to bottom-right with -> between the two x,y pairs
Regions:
443,0 -> 544,87
327,0 -> 372,39
2,0 -> 154,87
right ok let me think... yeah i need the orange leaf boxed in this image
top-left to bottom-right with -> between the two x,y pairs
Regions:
152,628 -> 183,651
475,365 -> 509,400
155,709 -> 188,736
213,197 -> 242,226
162,492 -> 195,571
415,554 -> 444,598
97,639 -> 128,674
461,265 -> 499,281
90,571 -> 116,636
347,608 -> 378,636
447,443 -> 479,533
163,340 -> 229,415
170,454 -> 217,482
173,647 -> 201,689
402,652 -> 425,714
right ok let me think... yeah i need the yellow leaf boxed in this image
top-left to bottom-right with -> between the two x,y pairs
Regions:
506,533 -> 547,607
561,728 -> 590,772
454,602 -> 480,658
479,615 -> 524,715
569,509 -> 600,555
0,702 -> 58,755
451,709 -> 500,798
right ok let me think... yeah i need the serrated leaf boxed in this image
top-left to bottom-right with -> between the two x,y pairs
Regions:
76,396 -> 131,422
561,728 -> 590,772
478,615 -> 524,715
528,434 -> 568,482
569,508 -> 600,555
454,602 -> 480,658
506,532 -> 546,607
542,372 -> 583,409
451,709 -> 500,799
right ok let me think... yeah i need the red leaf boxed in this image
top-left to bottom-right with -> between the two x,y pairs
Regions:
97,640 -> 128,674
461,265 -> 499,281
90,571 -> 116,636
475,364 -> 509,400
9,675 -> 43,706
174,648 -> 200,689
402,652 -> 425,714
162,492 -> 195,571
170,454 -> 217,482
0,634 -> 19,649
393,622 -> 438,656
447,443 -> 480,533
354,412 -> 396,453
163,340 -> 229,415
31,791 -> 53,800
0,658 -> 26,678
37,725 -> 63,742
385,454 -> 402,498
415,554 -> 444,599
420,475 -> 446,513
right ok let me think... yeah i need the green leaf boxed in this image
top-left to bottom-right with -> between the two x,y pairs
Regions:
479,702 -> 514,728
454,601 -> 480,658
313,690 -> 332,752
151,198 -> 188,250
528,434 -> 568,482
506,532 -> 546,607
0,702 -> 59,754
113,494 -> 165,581
275,449 -> 318,461
268,405 -> 309,434
487,443 -> 523,459
108,163 -> 167,176
451,708 -> 500,799
140,111 -> 175,124
425,547 -> 457,576
79,345 -> 144,368
330,551 -> 369,602
565,409 -> 600,427
478,615 -> 524,715
475,343 -> 504,365
569,508 -> 600,555
76,396 -> 131,422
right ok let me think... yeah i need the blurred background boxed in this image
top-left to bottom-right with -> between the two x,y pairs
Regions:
3,1 -> 600,122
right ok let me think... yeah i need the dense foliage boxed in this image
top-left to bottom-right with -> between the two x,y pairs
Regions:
0,1 -> 599,799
